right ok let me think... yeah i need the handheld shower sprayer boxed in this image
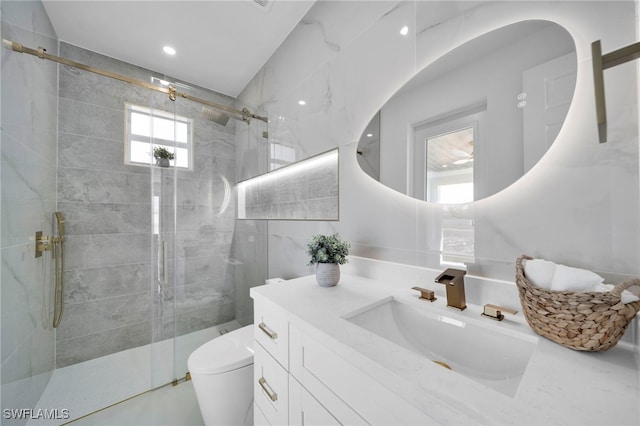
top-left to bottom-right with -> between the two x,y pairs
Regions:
52,212 -> 65,328
55,211 -> 65,237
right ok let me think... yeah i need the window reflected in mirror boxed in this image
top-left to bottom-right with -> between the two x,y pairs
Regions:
426,126 -> 474,203
413,105 -> 483,203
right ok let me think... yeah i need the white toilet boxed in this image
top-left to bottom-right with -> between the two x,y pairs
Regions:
188,324 -> 254,426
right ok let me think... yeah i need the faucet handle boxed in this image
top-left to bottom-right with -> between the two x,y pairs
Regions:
482,304 -> 518,321
412,286 -> 437,302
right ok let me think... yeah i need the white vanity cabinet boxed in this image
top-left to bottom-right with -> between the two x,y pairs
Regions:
254,343 -> 289,425
253,274 -> 640,426
253,298 -> 434,425
288,378 -> 342,426
253,298 -> 289,425
254,298 -> 289,367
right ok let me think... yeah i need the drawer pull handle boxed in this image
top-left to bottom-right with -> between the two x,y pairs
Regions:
258,377 -> 278,402
258,322 -> 278,340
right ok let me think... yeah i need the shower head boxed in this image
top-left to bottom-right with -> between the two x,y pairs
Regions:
202,106 -> 230,127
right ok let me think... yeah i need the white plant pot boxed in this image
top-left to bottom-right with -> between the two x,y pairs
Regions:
315,263 -> 340,287
156,157 -> 170,167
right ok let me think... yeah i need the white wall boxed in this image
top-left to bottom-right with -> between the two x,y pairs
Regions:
238,1 -> 639,283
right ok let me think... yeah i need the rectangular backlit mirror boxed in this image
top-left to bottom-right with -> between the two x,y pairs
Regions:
237,149 -> 339,220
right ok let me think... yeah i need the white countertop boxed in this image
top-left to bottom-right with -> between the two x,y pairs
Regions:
251,273 -> 640,426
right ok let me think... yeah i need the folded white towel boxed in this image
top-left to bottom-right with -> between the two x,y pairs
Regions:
620,291 -> 638,304
524,258 -> 639,303
592,283 -> 612,293
523,259 -> 556,289
592,283 -> 640,304
549,264 -> 605,292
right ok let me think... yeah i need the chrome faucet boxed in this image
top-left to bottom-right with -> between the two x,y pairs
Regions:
435,268 -> 466,310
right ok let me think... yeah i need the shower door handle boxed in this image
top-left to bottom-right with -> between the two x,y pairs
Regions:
162,241 -> 168,284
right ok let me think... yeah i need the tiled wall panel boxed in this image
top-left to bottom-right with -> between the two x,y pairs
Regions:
1,1 -> 58,421
239,150 -> 339,220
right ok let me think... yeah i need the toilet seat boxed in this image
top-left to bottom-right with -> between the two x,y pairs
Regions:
188,325 -> 254,375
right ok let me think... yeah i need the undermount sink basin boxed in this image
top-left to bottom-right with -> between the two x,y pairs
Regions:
343,297 -> 537,397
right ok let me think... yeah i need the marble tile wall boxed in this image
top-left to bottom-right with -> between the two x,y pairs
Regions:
55,42 -> 238,368
238,1 -> 639,288
232,110 -> 270,325
1,1 -> 58,421
239,149 -> 339,220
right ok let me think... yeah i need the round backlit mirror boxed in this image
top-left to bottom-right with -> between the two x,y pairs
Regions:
357,20 -> 577,204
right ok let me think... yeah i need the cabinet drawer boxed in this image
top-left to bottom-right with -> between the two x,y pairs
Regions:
255,342 -> 289,426
290,324 -> 435,425
254,403 -> 270,426
289,376 -> 341,426
254,298 -> 289,368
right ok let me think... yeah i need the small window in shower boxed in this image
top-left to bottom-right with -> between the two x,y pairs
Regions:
125,103 -> 193,169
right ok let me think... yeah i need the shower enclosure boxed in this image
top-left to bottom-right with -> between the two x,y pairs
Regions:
1,2 -> 268,422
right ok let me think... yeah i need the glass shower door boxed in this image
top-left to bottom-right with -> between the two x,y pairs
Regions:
148,93 -> 179,388
148,84 -> 241,387
168,87 -> 240,383
147,83 -> 269,389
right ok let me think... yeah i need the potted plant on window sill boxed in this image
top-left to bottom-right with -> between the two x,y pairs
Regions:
153,147 -> 174,168
306,233 -> 350,287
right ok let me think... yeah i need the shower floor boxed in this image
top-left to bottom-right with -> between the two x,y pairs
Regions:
67,380 -> 203,426
26,320 -> 242,425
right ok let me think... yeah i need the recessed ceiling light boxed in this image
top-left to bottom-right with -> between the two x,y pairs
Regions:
163,46 -> 176,55
400,26 -> 409,36
298,100 -> 306,106
366,133 -> 373,138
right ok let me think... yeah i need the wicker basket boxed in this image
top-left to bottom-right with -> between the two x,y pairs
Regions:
515,255 -> 640,351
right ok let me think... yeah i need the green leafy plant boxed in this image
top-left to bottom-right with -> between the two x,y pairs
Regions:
153,146 -> 175,160
307,234 -> 350,266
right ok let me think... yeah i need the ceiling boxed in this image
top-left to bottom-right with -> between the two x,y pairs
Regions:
42,0 -> 315,98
